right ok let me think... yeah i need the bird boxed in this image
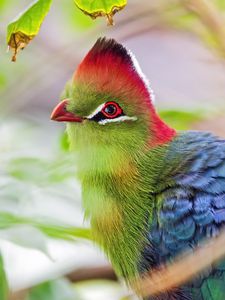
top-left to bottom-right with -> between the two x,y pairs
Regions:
51,37 -> 225,299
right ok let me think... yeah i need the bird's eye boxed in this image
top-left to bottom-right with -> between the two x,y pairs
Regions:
87,101 -> 126,124
101,102 -> 122,119
104,104 -> 116,115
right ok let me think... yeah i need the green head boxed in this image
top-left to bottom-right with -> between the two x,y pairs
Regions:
51,38 -> 175,163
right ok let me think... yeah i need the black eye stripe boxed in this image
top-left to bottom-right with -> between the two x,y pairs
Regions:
90,111 -> 105,122
90,111 -> 125,123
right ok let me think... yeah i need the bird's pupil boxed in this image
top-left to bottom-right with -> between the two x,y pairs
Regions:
105,104 -> 116,115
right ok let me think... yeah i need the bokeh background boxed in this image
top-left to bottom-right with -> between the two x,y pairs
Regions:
0,0 -> 225,299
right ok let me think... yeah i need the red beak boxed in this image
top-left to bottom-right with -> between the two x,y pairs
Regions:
50,100 -> 83,122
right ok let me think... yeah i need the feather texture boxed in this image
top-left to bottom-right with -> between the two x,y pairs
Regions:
140,132 -> 225,299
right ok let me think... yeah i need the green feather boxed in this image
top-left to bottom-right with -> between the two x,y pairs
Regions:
200,276 -> 225,300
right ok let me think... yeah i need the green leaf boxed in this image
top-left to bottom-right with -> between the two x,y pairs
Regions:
0,213 -> 23,230
37,223 -> 92,241
26,279 -> 79,300
74,0 -> 127,25
7,0 -> 53,62
0,212 -> 92,243
0,254 -> 8,300
7,156 -> 76,183
159,110 -> 203,130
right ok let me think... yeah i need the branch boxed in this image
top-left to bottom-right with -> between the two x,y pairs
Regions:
67,266 -> 117,282
133,230 -> 225,297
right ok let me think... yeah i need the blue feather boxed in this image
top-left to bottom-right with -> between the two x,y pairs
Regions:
140,131 -> 225,299
213,194 -> 225,208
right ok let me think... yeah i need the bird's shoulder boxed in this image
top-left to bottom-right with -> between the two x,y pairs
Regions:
150,131 -> 225,255
138,131 -> 225,296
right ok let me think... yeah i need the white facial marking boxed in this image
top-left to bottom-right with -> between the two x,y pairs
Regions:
98,115 -> 137,125
86,103 -> 105,119
128,50 -> 155,104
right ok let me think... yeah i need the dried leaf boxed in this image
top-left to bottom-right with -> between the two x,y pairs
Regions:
7,0 -> 53,62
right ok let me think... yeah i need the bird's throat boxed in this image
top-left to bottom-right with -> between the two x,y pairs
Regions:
78,149 -> 154,279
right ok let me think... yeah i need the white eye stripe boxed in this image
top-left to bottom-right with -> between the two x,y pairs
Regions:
86,103 -> 105,119
98,115 -> 137,125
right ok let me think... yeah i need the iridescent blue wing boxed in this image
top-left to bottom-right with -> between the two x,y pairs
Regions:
145,132 -> 225,300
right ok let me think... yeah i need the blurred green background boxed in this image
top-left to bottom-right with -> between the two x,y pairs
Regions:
0,0 -> 225,299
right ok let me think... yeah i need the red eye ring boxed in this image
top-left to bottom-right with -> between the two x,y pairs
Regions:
101,102 -> 122,119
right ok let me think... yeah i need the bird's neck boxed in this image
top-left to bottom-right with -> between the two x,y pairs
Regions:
76,142 -> 171,280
